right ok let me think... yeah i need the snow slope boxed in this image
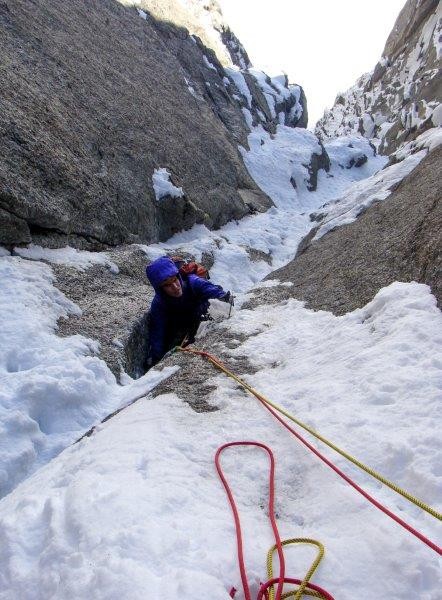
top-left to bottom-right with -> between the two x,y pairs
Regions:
1,121 -> 439,598
0,282 -> 440,599
312,148 -> 427,240
0,256 -> 176,499
142,125 -> 386,292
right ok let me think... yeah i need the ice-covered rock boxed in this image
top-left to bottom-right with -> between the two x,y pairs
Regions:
224,68 -> 307,132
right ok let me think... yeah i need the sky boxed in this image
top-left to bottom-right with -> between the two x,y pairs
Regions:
218,0 -> 407,127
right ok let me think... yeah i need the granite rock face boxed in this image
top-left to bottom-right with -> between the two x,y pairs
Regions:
0,0 -> 274,248
123,0 -> 252,69
0,0 -> 310,249
262,146 -> 441,314
52,245 -> 153,378
316,0 -> 441,154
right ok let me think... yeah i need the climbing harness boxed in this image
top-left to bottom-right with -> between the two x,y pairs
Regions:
216,442 -> 334,600
176,346 -> 442,555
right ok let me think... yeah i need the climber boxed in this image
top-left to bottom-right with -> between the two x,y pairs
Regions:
145,255 -> 233,366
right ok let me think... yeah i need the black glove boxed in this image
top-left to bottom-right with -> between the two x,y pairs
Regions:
222,291 -> 234,306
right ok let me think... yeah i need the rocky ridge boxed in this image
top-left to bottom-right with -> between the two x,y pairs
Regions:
316,0 -> 441,155
122,0 -> 252,69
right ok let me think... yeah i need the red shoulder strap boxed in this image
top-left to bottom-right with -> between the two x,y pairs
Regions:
179,262 -> 209,279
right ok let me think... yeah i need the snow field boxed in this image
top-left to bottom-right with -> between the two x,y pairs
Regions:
0,256 -> 176,499
223,282 -> 442,504
0,281 -> 440,599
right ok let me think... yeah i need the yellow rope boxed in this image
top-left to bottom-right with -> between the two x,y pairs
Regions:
177,347 -> 442,522
267,539 -> 327,600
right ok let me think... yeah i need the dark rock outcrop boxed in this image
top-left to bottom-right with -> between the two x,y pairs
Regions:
235,71 -> 307,131
0,0 -> 272,248
220,25 -> 252,69
260,146 -> 441,314
304,142 -> 330,191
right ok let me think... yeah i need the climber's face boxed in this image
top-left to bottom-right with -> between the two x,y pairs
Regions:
161,275 -> 183,297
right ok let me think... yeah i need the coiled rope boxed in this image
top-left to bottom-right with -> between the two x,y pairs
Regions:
216,442 -> 334,600
177,347 -> 442,555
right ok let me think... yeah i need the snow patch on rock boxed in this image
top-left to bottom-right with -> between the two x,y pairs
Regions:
152,168 -> 184,201
312,149 -> 426,239
13,245 -> 119,273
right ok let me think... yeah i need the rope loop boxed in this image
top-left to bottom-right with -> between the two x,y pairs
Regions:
267,539 -> 325,600
215,442 -> 333,600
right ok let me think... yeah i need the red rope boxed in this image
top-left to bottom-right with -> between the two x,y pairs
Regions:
215,442 -> 334,600
258,578 -> 334,600
187,349 -> 441,556
215,442 -> 285,600
258,399 -> 442,556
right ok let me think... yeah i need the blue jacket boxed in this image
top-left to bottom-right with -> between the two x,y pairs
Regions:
146,256 -> 227,364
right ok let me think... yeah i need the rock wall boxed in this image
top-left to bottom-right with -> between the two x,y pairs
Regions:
0,0 -> 269,248
0,0 -> 308,249
52,245 -> 152,378
316,0 -> 441,155
261,145 -> 441,314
